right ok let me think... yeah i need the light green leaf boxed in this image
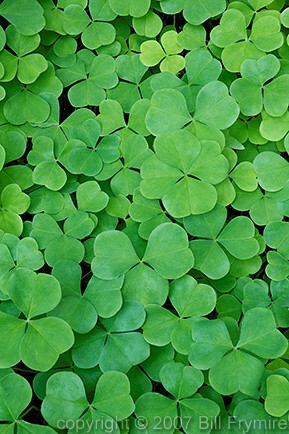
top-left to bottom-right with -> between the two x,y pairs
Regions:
145,89 -> 192,136
143,223 -> 194,279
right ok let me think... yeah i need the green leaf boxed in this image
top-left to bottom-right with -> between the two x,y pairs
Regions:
0,312 -> 25,368
265,375 -> 289,417
185,50 -> 222,86
0,373 -> 32,421
82,22 -> 116,50
264,222 -> 289,259
145,89 -> 192,135
143,223 -> 194,279
1,184 -> 30,214
85,275 -> 124,318
109,0 -> 151,17
143,305 -> 178,346
6,268 -> 61,319
209,349 -> 264,395
92,371 -> 135,419
63,211 -> 95,239
217,216 -> 260,260
260,110 -> 289,141
135,393 -> 178,433
140,41 -> 165,67
250,16 -> 283,52
133,11 -> 163,38
92,230 -> 139,279
189,239 -> 231,280
160,362 -> 204,399
253,151 -> 289,192
170,275 -> 216,318
237,308 -> 288,358
194,81 -> 240,130
20,317 -> 74,371
210,9 -> 247,48
17,54 -> 48,84
4,90 -> 50,125
0,0 -> 45,35
41,372 -> 88,427
184,0 -> 226,25
77,181 -> 109,212
33,160 -> 67,191
50,295 -> 97,334
180,397 -> 220,434
63,4 -> 90,35
189,318 -> 233,370
230,162 -> 258,192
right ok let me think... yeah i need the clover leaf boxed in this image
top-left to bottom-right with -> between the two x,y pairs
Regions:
253,151 -> 289,192
85,274 -> 124,318
135,367 -> 220,434
50,260 -> 98,334
0,0 -> 288,430
0,372 -> 57,433
96,129 -> 152,197
264,222 -> 289,259
72,301 -> 150,372
231,55 -> 289,117
140,30 -> 184,74
76,180 -> 109,213
0,372 -> 32,421
59,54 -> 118,107
92,222 -> 194,280
0,268 -> 74,371
189,308 -> 288,395
211,10 -> 283,72
0,184 -> 30,236
4,88 -> 51,125
266,251 -> 289,281
122,262 -> 169,307
0,0 -> 45,35
140,130 -> 229,217
194,81 -> 240,130
129,187 -> 170,239
0,236 -> 44,296
183,0 -> 226,25
31,213 -> 94,266
265,375 -> 289,417
60,119 -> 104,177
42,371 -> 134,428
184,204 -> 260,279
143,275 -> 216,354
109,0 -> 150,17
28,136 -> 67,191
145,89 -> 192,135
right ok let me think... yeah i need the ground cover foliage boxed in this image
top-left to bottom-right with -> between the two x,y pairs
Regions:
0,0 -> 289,433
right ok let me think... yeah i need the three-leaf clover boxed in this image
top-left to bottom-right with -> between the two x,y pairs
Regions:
184,204 -> 260,279
0,268 -> 74,371
231,55 -> 289,117
30,212 -> 95,267
140,130 -> 229,217
142,275 -> 216,354
72,300 -> 150,372
41,371 -> 135,429
28,135 -> 67,191
211,9 -> 283,72
189,308 -> 288,395
135,361 -> 219,434
140,30 -> 184,74
0,372 -> 57,433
